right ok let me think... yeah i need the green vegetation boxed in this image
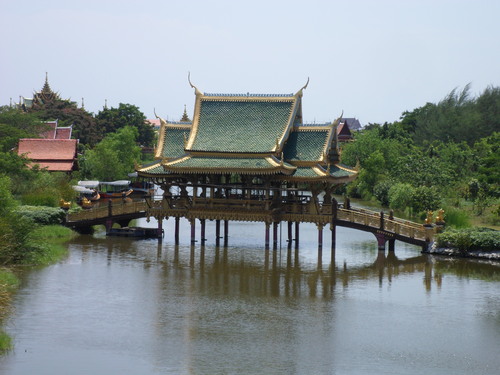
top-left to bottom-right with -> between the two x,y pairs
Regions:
341,85 -> 500,230
435,227 -> 500,254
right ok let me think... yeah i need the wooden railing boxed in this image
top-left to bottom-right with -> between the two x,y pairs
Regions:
66,197 -> 429,242
66,200 -> 149,222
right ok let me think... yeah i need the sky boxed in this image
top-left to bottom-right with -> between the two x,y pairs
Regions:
1,0 -> 499,125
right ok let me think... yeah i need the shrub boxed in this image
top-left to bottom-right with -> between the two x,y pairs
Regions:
388,183 -> 415,211
436,227 -> 500,253
441,206 -> 471,228
15,205 -> 66,225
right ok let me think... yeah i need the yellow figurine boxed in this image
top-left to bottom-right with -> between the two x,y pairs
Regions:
425,211 -> 434,225
435,209 -> 445,224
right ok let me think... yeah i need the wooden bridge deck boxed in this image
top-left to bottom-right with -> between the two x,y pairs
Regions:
65,197 -> 434,248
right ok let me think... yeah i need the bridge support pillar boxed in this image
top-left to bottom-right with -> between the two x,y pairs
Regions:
224,220 -> 229,246
375,232 -> 387,251
295,222 -> 299,248
317,223 -> 324,251
330,222 -> 336,261
157,218 -> 163,240
215,219 -> 221,246
265,222 -> 270,249
175,217 -> 180,244
388,239 -> 395,252
200,219 -> 206,244
190,219 -> 196,244
105,218 -> 113,233
287,221 -> 293,247
273,222 -> 279,249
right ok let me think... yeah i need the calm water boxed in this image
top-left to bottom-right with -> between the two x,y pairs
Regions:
1,218 -> 499,375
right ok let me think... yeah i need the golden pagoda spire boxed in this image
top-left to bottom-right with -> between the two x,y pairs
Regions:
180,104 -> 191,122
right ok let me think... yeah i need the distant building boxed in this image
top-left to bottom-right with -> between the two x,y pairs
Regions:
17,119 -> 78,172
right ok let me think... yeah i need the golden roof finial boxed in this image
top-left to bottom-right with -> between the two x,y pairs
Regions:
295,77 -> 309,97
188,72 -> 202,96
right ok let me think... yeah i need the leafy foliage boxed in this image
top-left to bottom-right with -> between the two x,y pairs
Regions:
15,206 -> 66,225
436,227 -> 500,253
96,103 -> 155,147
79,126 -> 142,181
402,84 -> 500,146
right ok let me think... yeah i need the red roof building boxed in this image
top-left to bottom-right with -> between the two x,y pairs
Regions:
17,139 -> 78,172
17,119 -> 78,172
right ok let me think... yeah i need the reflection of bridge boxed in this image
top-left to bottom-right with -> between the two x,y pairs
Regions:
65,196 -> 436,252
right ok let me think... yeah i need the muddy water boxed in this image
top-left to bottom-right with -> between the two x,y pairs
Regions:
1,218 -> 499,375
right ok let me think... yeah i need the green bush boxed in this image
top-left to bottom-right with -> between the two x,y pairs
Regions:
436,227 -> 500,252
15,205 -> 66,225
442,206 -> 471,228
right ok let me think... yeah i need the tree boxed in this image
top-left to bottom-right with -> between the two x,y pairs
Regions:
0,106 -> 45,152
96,103 -> 155,147
80,126 -> 141,181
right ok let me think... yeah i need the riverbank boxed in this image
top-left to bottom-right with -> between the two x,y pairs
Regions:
425,242 -> 500,261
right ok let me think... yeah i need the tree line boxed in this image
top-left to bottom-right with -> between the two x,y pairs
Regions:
340,85 -> 499,226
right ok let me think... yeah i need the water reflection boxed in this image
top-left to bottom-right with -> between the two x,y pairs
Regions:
67,234 -> 499,299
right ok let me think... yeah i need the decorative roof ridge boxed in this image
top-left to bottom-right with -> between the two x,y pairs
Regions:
287,160 -> 322,167
336,163 -> 358,174
203,93 -> 294,98
299,122 -> 332,128
294,125 -> 331,132
19,138 -> 77,142
164,121 -> 192,127
187,151 -> 274,158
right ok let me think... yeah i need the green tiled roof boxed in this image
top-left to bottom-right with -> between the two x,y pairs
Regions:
329,165 -> 356,178
165,156 -> 295,174
137,161 -> 166,176
293,167 -> 321,178
290,165 -> 356,180
160,126 -> 190,159
190,99 -> 295,153
284,129 -> 330,161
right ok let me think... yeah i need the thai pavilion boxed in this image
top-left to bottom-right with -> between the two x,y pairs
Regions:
137,79 -> 357,249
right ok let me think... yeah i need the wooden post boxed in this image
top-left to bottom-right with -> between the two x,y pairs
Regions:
375,232 -> 386,251
295,221 -> 299,248
175,216 -> 180,244
157,217 -> 163,239
273,222 -> 279,249
190,219 -> 196,244
388,238 -> 395,252
200,219 -> 206,244
287,221 -> 293,247
331,222 -> 336,260
265,222 -> 270,249
215,219 -> 221,246
224,220 -> 229,246
318,224 -> 323,250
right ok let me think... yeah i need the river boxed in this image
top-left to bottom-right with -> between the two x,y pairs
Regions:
1,217 -> 499,375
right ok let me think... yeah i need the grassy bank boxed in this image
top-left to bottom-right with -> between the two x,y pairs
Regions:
0,225 -> 76,352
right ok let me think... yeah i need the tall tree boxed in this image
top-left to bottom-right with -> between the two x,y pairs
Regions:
96,103 -> 155,147
79,126 -> 142,181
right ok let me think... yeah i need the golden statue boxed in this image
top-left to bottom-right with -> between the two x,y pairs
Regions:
435,209 -> 445,224
425,211 -> 433,225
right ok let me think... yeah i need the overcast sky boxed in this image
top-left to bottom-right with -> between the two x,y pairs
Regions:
1,0 -> 499,125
